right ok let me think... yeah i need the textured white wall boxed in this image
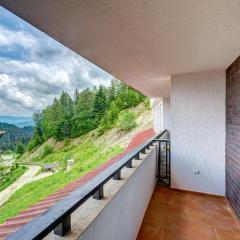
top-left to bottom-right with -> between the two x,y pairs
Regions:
171,71 -> 225,196
78,148 -> 157,240
152,97 -> 170,133
152,99 -> 163,132
162,97 -> 170,131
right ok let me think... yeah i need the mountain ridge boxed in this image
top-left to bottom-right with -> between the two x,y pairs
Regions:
0,122 -> 34,151
0,116 -> 34,128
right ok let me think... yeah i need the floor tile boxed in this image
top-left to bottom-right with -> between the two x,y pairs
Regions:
189,221 -> 217,240
209,212 -> 239,229
164,228 -> 191,240
138,187 -> 240,240
214,226 -> 240,240
139,223 -> 165,240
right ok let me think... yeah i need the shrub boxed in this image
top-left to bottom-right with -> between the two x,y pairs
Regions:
64,139 -> 70,146
116,111 -> 137,131
16,143 -> 25,156
96,123 -> 106,136
27,141 -> 35,152
144,98 -> 151,109
96,102 -> 120,136
3,150 -> 13,154
40,144 -> 53,158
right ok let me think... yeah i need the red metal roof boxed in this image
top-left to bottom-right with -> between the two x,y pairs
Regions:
0,128 -> 155,238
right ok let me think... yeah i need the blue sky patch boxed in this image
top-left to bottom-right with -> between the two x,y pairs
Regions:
0,7 -> 113,116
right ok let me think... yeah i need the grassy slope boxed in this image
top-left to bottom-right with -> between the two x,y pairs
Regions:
0,141 -> 122,223
0,102 -> 152,224
0,166 -> 27,192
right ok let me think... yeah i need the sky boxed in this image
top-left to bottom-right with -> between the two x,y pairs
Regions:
0,7 -> 113,117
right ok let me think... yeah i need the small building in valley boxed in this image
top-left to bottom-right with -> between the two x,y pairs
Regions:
0,131 -> 6,138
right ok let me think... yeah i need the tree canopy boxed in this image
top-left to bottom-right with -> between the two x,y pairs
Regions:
28,79 -> 146,149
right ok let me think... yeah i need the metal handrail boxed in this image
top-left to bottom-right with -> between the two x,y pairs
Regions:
7,130 -> 167,240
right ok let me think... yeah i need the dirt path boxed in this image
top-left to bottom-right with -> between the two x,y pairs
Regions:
0,165 -> 41,207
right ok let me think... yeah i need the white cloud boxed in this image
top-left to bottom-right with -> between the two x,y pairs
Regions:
0,25 -> 37,49
0,23 -> 113,116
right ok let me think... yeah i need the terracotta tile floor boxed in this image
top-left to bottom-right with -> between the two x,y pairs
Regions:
137,186 -> 240,240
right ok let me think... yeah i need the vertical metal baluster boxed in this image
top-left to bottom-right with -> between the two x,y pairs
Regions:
165,141 -> 168,179
113,170 -> 121,180
126,159 -> 133,168
54,215 -> 71,237
93,185 -> 104,199
158,141 -> 161,182
169,141 -> 171,186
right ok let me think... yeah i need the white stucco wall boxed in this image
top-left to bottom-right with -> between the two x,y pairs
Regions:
171,70 -> 225,196
152,97 -> 170,133
162,97 -> 170,131
152,99 -> 163,132
78,147 -> 157,240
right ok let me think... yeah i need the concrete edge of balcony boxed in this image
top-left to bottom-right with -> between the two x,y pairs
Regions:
44,144 -> 158,240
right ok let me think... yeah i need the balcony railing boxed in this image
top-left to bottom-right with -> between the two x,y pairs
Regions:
7,130 -> 167,240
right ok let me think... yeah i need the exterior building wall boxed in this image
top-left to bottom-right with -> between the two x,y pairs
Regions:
162,97 -> 170,131
152,99 -> 163,132
171,70 -> 226,195
226,56 -> 240,218
152,97 -> 170,133
78,147 -> 157,240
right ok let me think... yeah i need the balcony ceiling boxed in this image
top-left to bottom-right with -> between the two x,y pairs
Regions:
1,0 -> 240,97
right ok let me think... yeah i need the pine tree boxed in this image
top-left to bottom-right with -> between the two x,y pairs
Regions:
71,88 -> 95,136
93,85 -> 108,125
16,142 -> 25,155
32,111 -> 44,145
74,88 -> 80,104
29,80 -> 147,144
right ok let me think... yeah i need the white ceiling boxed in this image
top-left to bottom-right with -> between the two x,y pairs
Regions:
1,0 -> 240,97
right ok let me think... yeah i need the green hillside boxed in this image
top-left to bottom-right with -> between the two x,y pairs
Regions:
0,122 -> 33,151
0,79 -> 152,224
0,144 -> 122,223
0,101 -> 152,224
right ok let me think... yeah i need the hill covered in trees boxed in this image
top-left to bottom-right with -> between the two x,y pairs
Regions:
0,122 -> 34,151
0,116 -> 34,127
28,80 -> 147,152
0,81 -> 151,225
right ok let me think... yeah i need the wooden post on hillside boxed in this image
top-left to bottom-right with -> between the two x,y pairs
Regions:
0,131 -> 7,161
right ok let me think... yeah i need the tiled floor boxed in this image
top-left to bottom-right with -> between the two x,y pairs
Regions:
137,186 -> 240,240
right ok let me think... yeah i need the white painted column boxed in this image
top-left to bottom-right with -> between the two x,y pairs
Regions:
152,97 -> 170,133
162,97 -> 170,131
152,99 -> 163,132
170,70 -> 225,196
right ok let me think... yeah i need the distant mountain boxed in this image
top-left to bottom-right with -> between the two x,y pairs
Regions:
0,122 -> 34,151
0,116 -> 34,127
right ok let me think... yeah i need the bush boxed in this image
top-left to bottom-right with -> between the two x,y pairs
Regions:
116,111 -> 137,131
16,143 -> 25,156
27,140 -> 35,152
144,98 -> 151,109
96,123 -> 106,136
40,144 -> 53,158
96,102 -> 120,136
3,150 -> 13,154
64,139 -> 70,146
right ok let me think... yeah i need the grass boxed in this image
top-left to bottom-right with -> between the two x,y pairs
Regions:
0,166 -> 27,192
0,141 -> 123,224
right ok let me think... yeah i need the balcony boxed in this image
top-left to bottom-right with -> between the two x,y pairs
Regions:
0,129 -> 237,240
0,1 -> 240,240
2,131 -> 166,240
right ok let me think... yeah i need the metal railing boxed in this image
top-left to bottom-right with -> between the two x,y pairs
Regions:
154,138 -> 171,185
7,130 -> 167,240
